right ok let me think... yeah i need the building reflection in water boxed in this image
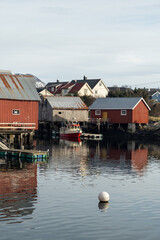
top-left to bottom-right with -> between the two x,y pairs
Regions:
48,139 -> 149,177
88,140 -> 148,175
0,159 -> 37,223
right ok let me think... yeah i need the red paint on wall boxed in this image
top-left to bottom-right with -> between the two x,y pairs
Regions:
90,99 -> 149,124
0,99 -> 39,129
132,100 -> 149,123
90,109 -> 132,123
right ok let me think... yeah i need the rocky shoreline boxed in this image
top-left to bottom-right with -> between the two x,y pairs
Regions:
102,122 -> 160,142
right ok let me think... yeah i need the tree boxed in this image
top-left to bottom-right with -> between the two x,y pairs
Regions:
80,95 -> 96,107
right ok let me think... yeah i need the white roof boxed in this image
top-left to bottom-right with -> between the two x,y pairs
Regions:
46,96 -> 88,109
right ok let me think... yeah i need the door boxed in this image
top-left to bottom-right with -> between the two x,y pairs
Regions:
103,111 -> 107,121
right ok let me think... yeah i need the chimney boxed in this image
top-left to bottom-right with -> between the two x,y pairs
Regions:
57,79 -> 59,83
83,75 -> 87,80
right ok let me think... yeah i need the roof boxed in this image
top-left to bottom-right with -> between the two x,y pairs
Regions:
89,97 -> 151,110
46,81 -> 68,88
74,79 -> 101,89
46,96 -> 88,110
0,74 -> 40,101
54,82 -> 75,94
0,70 -> 12,75
69,83 -> 86,93
62,82 -> 75,89
148,90 -> 160,96
54,83 -> 67,94
151,91 -> 160,96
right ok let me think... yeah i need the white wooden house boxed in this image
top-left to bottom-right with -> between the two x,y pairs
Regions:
73,76 -> 109,98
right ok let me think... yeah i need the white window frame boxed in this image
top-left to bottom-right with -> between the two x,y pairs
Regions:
121,110 -> 127,116
12,109 -> 20,115
95,110 -> 101,116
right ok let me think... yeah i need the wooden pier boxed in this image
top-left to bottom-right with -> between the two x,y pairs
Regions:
81,133 -> 103,140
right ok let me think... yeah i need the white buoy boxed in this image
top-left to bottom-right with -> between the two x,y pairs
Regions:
98,191 -> 110,202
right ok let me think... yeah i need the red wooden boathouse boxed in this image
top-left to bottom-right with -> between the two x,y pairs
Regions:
0,73 -> 40,130
89,97 -> 150,125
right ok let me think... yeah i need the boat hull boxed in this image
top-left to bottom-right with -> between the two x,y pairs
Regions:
60,132 -> 82,139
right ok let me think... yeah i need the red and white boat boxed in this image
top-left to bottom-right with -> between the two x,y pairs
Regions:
60,121 -> 82,139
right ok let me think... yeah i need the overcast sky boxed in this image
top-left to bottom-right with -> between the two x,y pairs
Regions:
1,0 -> 160,88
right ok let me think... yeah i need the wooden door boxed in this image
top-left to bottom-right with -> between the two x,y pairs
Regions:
103,111 -> 107,121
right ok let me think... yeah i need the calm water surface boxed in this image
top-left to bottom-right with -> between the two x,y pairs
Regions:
0,139 -> 160,240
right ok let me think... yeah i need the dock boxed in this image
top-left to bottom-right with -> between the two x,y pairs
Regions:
0,148 -> 49,162
81,133 -> 103,140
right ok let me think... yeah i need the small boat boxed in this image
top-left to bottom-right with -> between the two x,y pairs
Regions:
60,121 -> 82,139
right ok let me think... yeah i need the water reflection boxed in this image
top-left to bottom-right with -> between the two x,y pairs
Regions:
98,202 -> 109,212
1,139 -> 160,239
88,141 -> 148,175
46,139 -> 149,177
0,159 -> 37,224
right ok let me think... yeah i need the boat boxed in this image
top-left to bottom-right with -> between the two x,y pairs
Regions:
60,121 -> 82,139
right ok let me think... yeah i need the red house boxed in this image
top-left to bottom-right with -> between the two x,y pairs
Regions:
89,97 -> 150,125
0,73 -> 40,130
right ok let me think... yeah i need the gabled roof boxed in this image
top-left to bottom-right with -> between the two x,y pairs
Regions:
54,82 -> 75,94
74,79 -> 101,89
62,82 -> 75,89
89,97 -> 150,110
46,81 -> 68,88
54,83 -> 67,94
69,82 -> 86,93
151,91 -> 160,97
0,74 -> 40,101
46,96 -> 88,110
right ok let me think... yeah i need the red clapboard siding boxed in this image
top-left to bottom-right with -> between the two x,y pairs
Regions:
132,100 -> 149,123
0,99 -> 39,129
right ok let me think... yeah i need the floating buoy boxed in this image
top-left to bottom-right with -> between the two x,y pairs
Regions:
98,191 -> 110,202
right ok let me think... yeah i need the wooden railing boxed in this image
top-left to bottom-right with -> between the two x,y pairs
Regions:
0,123 -> 36,130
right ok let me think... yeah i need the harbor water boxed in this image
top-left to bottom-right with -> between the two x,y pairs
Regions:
0,138 -> 160,240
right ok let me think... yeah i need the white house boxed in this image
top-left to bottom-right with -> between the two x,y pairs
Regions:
73,76 -> 109,98
68,82 -> 93,96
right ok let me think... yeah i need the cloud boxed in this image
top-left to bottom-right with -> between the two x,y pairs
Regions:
0,0 -> 160,88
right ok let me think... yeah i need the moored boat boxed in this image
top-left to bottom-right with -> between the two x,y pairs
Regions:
60,121 -> 82,139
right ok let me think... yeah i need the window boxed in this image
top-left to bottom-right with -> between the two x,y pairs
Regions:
99,83 -> 102,86
95,90 -> 98,94
12,109 -> 20,115
58,112 -> 61,114
121,110 -> 127,116
95,110 -> 101,116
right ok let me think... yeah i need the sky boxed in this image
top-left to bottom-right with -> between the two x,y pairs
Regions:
1,0 -> 160,88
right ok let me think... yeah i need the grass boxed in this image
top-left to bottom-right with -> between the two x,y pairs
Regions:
149,116 -> 160,122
